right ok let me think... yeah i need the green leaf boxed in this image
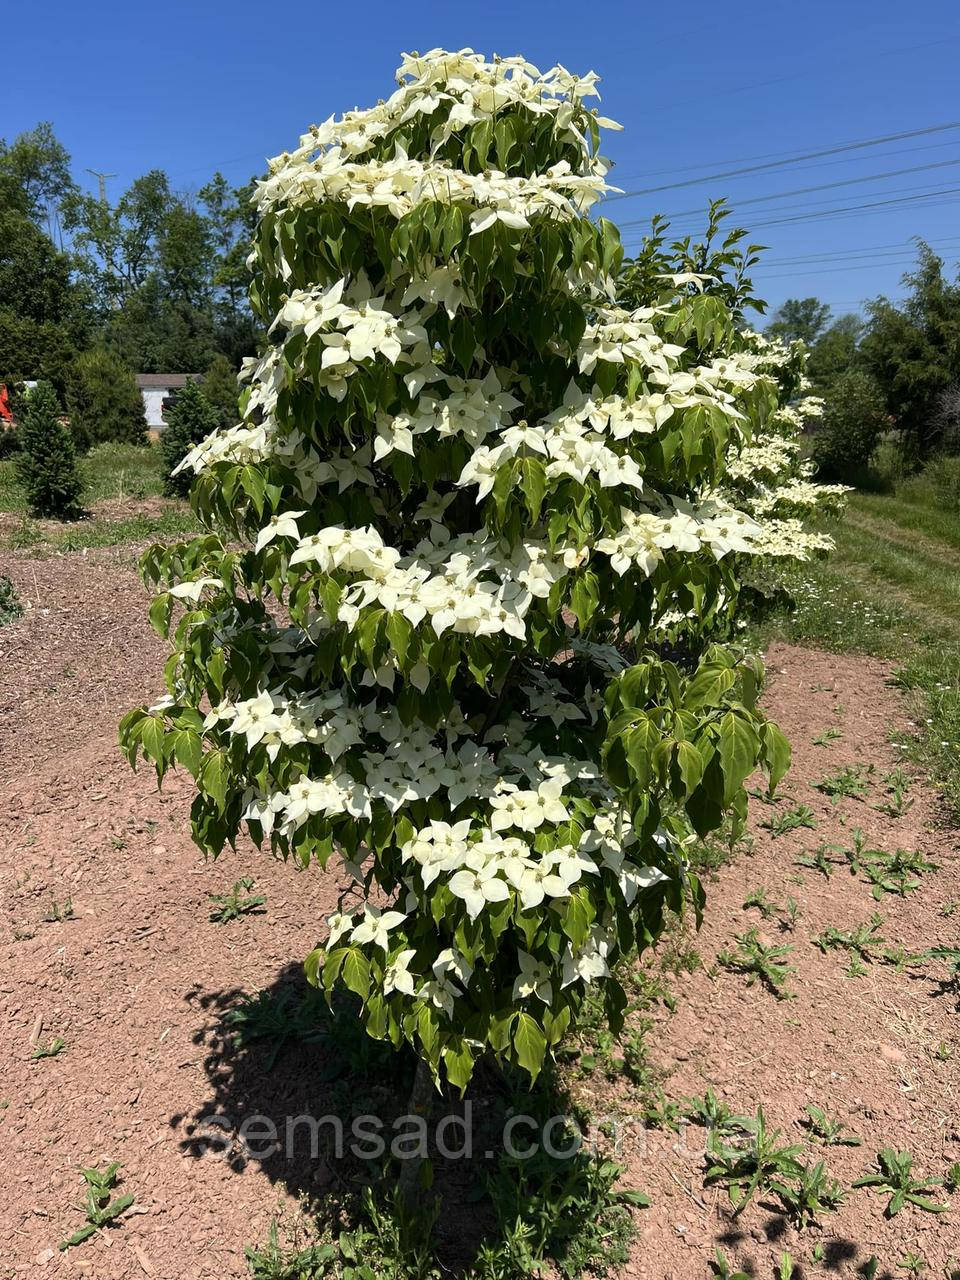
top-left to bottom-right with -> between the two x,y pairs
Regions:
717,711 -> 760,805
570,571 -> 600,631
385,612 -> 412,665
761,721 -> 792,795
674,740 -> 704,794
518,456 -> 547,522
513,1011 -> 547,1082
140,716 -> 166,766
198,749 -> 230,813
148,593 -> 173,639
172,729 -> 202,778
451,313 -> 475,373
341,948 -> 371,1001
685,663 -> 735,709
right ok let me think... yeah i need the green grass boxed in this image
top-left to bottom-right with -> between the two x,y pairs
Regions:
747,476 -> 960,817
0,442 -> 198,550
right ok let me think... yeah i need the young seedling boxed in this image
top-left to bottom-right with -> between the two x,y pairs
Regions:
208,877 -> 266,924
762,805 -> 817,837
776,1253 -> 797,1280
718,931 -> 796,999
945,1162 -> 960,1193
815,764 -> 872,803
853,1148 -> 948,1217
770,1159 -> 846,1227
812,727 -> 843,747
802,1103 -> 862,1147
704,1106 -> 805,1214
59,1163 -> 135,1250
815,914 -> 886,964
876,769 -> 914,818
42,898 -> 74,923
781,897 -> 801,931
682,1091 -> 752,1155
31,1036 -> 66,1060
743,887 -> 781,919
861,847 -> 938,900
897,1252 -> 925,1275
710,1249 -> 751,1280
683,1089 -> 737,1130
796,844 -> 836,877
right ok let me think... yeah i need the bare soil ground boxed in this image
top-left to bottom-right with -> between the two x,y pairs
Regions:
1,545 -> 958,1279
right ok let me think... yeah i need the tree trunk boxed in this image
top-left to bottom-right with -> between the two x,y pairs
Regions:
397,1057 -> 434,1207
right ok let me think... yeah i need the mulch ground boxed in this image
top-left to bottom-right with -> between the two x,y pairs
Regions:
1,544 -> 958,1279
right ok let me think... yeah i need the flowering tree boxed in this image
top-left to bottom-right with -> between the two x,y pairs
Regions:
618,205 -> 849,572
121,50 -> 790,1093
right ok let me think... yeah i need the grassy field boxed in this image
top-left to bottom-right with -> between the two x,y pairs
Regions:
753,479 -> 960,816
0,442 -> 198,551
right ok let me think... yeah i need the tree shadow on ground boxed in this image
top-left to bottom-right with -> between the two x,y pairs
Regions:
173,963 -> 625,1274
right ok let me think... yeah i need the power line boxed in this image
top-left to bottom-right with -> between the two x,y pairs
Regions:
617,156 -> 960,228
605,122 -> 960,201
758,235 -> 960,266
743,185 -> 960,231
622,181 -> 960,240
619,194 -> 960,254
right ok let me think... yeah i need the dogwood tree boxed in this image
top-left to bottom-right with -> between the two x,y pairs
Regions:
121,49 -> 790,1093
618,206 -> 849,569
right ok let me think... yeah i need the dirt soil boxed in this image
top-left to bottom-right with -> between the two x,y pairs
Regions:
1,545 -> 959,1279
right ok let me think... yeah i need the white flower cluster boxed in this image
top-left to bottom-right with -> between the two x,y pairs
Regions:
256,48 -> 619,223
712,333 -> 850,562
596,498 -> 762,576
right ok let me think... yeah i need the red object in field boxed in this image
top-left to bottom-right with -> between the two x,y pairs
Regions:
0,385 -> 12,423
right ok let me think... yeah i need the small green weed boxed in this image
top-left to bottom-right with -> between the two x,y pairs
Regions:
853,1148 -> 948,1217
717,930 -> 796,998
815,764 -> 872,802
209,877 -> 266,923
59,1163 -> 135,1251
771,1159 -> 846,1227
32,1036 -> 66,1060
0,574 -> 23,625
761,805 -> 817,837
802,1103 -> 861,1147
815,914 -> 886,964
704,1106 -> 805,1214
42,898 -> 74,923
876,768 -> 915,818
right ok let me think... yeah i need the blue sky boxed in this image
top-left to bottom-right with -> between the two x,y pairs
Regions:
6,0 -> 959,322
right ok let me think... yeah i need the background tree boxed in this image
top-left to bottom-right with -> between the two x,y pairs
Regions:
0,127 -> 87,391
812,368 -> 888,482
859,243 -> 960,457
65,348 -> 147,450
767,296 -> 832,346
0,121 -> 75,230
64,167 -> 260,373
806,313 -> 863,388
15,380 -> 83,518
200,353 -> 239,428
199,174 -> 260,363
159,378 -> 219,496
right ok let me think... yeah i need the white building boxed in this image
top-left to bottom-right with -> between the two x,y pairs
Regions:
135,373 -> 202,430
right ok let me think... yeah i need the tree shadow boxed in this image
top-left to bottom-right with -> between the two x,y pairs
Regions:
173,963 -> 622,1273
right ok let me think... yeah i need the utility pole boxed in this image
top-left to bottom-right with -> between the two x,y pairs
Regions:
85,168 -> 117,204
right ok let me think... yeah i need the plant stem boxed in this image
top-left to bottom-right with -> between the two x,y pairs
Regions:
398,1057 -> 434,1207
